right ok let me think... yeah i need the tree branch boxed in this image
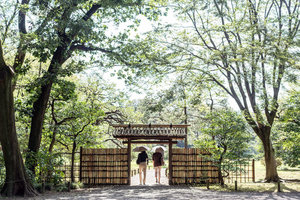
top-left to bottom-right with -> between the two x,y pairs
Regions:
75,121 -> 90,137
1,2 -> 18,44
103,138 -> 124,148
12,0 -> 29,73
69,44 -> 114,54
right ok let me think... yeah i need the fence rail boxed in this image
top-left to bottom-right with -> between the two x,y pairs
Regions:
223,159 -> 255,183
171,148 -> 219,184
80,148 -> 129,185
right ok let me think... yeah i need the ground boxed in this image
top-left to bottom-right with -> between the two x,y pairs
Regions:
3,168 -> 299,200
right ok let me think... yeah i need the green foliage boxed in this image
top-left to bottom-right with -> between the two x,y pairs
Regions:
274,88 -> 300,167
194,109 -> 254,175
26,150 -> 64,185
71,181 -> 84,189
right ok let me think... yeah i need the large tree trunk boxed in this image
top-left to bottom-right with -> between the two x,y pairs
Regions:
255,126 -> 280,182
0,66 -> 37,197
26,45 -> 67,174
26,82 -> 53,173
261,132 -> 280,182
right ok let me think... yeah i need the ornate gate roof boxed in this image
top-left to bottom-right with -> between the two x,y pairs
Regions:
112,124 -> 189,140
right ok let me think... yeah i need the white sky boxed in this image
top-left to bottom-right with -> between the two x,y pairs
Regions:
90,10 -> 242,110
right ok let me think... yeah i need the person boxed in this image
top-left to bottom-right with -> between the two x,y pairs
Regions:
137,150 -> 148,185
152,150 -> 164,184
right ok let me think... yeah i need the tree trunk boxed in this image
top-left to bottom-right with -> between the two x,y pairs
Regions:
218,145 -> 226,186
0,66 -> 37,197
70,141 -> 77,183
26,45 -> 67,173
261,132 -> 280,182
48,126 -> 57,153
217,160 -> 224,186
26,81 -> 53,174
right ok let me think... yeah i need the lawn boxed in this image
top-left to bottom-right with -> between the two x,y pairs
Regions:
197,160 -> 300,192
255,160 -> 300,181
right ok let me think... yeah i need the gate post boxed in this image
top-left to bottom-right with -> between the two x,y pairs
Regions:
127,139 -> 131,185
169,139 -> 173,185
79,147 -> 82,182
252,159 -> 255,182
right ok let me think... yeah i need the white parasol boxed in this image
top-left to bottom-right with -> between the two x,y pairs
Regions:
152,146 -> 167,153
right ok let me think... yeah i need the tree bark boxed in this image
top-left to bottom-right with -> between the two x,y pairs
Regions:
48,126 -> 57,153
26,45 -> 67,173
218,144 -> 226,186
259,127 -> 280,182
70,141 -> 77,183
0,66 -> 37,197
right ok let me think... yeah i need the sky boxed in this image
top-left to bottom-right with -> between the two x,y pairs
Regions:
89,12 -> 243,111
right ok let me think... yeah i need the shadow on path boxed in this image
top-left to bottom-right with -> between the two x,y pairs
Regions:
17,184 -> 300,200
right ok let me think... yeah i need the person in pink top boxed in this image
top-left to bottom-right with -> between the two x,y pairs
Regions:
152,150 -> 164,184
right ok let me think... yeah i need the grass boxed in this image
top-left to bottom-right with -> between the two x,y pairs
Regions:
255,160 -> 300,181
195,182 -> 300,192
195,160 -> 300,192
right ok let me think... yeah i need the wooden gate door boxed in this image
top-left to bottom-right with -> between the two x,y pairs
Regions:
79,148 -> 129,185
170,148 -> 219,184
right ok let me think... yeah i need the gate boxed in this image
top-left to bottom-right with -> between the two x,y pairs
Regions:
170,148 -> 219,184
79,148 -> 129,185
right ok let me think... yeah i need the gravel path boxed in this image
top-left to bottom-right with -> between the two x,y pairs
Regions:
14,185 -> 299,200
131,168 -> 169,186
4,169 -> 300,200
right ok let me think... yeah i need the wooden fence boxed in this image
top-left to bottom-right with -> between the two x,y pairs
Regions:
171,148 -> 219,184
53,150 -> 255,185
223,159 -> 255,183
79,148 -> 129,185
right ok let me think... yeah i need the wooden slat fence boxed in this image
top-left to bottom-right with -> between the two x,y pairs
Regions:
80,148 -> 128,185
171,148 -> 219,184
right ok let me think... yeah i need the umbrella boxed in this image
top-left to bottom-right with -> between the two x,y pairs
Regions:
133,146 -> 150,152
152,146 -> 167,153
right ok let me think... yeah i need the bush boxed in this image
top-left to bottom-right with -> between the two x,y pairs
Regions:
71,182 -> 84,189
26,150 -> 64,185
55,183 -> 68,192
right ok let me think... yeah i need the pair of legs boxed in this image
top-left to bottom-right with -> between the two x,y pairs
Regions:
139,162 -> 147,185
154,166 -> 161,183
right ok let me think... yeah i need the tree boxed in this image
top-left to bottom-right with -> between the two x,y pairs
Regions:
42,77 -> 127,182
47,80 -> 77,153
0,0 -> 165,195
195,109 -> 253,185
167,0 -> 300,182
22,0 -> 165,174
0,0 -> 38,196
